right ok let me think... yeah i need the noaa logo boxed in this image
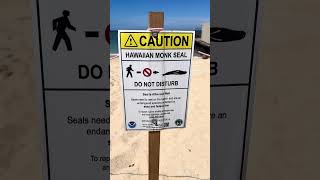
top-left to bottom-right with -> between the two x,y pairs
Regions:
128,121 -> 136,128
175,119 -> 183,126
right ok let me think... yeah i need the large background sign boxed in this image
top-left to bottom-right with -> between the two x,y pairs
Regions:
31,0 -> 109,179
211,0 -> 261,179
118,30 -> 195,130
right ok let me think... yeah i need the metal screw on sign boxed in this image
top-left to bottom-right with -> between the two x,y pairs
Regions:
152,32 -> 158,38
148,27 -> 164,38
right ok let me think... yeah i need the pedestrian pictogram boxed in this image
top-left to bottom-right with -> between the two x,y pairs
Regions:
124,34 -> 138,47
52,10 -> 76,51
126,65 -> 134,78
143,68 -> 152,77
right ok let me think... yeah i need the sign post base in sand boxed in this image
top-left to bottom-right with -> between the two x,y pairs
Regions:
148,12 -> 163,180
149,131 -> 161,180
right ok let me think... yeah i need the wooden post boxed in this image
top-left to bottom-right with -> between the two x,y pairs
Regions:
148,11 -> 164,180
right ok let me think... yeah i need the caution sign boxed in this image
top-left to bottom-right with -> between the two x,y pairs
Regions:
120,32 -> 193,49
118,30 -> 195,130
210,0 -> 262,180
31,0 -> 109,179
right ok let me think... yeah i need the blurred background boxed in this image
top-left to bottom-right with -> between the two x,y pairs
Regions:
1,0 -> 320,179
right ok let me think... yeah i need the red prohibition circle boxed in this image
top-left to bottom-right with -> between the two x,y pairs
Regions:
143,68 -> 152,77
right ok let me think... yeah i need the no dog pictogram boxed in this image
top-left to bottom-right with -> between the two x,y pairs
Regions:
143,68 -> 152,77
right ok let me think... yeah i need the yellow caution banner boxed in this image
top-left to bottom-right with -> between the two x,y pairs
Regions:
120,32 -> 194,49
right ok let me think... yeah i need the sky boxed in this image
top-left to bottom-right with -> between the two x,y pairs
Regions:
110,0 -> 210,30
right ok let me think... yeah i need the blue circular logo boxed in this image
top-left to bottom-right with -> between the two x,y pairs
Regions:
128,121 -> 136,128
175,119 -> 183,126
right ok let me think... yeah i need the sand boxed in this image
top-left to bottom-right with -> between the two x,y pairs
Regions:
245,1 -> 320,179
110,57 -> 210,180
0,0 -> 42,179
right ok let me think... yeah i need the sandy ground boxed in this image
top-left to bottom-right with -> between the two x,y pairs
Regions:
245,1 -> 320,179
0,0 -> 42,180
110,57 -> 210,180
1,0 -> 320,180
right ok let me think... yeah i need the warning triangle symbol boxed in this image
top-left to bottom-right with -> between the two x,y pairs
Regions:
124,34 -> 138,47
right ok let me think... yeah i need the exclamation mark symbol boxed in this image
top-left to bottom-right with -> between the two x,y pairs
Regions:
125,34 -> 137,47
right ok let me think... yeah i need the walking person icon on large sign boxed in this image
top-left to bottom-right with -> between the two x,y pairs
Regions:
52,10 -> 76,51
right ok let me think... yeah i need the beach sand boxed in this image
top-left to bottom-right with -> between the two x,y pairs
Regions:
110,57 -> 210,180
0,0 -> 42,179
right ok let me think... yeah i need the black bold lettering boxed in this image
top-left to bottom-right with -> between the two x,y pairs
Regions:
140,36 -> 147,46
156,36 -> 163,46
182,36 -> 189,46
78,65 -> 89,79
174,36 -> 181,46
148,36 -> 155,46
164,36 -> 170,46
91,65 -> 103,79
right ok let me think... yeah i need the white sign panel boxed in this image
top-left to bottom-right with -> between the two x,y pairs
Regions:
118,30 -> 195,130
211,0 -> 262,179
31,0 -> 110,179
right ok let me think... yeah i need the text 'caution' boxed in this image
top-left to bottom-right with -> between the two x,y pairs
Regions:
120,32 -> 193,49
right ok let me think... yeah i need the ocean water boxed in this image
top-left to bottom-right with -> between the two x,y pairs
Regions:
110,30 -> 118,54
